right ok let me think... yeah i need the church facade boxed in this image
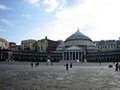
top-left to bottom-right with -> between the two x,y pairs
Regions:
56,30 -> 120,62
57,30 -> 96,62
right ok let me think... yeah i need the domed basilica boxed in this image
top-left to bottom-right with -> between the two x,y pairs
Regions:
57,29 -> 96,62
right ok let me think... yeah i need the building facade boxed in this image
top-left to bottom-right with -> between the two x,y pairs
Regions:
9,42 -> 17,51
37,36 -> 61,53
0,38 -> 9,49
1,30 -> 120,62
21,39 -> 37,51
94,40 -> 120,51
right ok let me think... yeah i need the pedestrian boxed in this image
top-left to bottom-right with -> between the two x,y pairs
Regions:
77,59 -> 79,63
115,62 -> 119,72
65,63 -> 69,71
99,60 -> 101,65
70,63 -> 72,68
31,62 -> 33,67
35,62 -> 39,67
47,59 -> 51,65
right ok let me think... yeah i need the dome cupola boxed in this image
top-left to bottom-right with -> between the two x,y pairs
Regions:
65,29 -> 94,47
65,29 -> 91,42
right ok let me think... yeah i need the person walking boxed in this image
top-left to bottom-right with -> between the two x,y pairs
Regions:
115,62 -> 119,72
31,62 -> 33,67
65,63 -> 69,71
70,63 -> 72,68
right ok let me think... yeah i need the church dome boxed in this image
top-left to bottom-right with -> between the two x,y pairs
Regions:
65,30 -> 91,42
65,30 -> 94,47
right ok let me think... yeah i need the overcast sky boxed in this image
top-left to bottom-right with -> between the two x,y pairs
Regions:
0,0 -> 120,44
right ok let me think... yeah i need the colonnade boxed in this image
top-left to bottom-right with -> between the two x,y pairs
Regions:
63,50 -> 84,62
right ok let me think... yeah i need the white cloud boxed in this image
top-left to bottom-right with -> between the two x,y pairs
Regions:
44,0 -> 120,41
24,0 -> 40,6
0,19 -> 13,27
0,4 -> 11,10
24,0 -> 65,12
91,0 -> 120,40
23,0 -> 120,41
42,0 -> 65,12
22,14 -> 32,19
36,0 -> 96,40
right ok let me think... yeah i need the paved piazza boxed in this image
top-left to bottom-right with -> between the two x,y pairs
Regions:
0,62 -> 120,90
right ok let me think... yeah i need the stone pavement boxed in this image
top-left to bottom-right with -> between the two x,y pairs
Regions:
0,62 -> 120,90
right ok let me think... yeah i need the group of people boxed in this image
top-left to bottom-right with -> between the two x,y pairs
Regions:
65,63 -> 73,70
115,62 -> 120,72
30,62 -> 40,67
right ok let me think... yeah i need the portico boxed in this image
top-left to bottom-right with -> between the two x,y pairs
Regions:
62,46 -> 85,62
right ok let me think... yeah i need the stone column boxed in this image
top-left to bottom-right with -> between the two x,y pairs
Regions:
67,52 -> 69,60
69,51 -> 70,61
64,52 -> 66,60
71,51 -> 73,60
65,52 -> 67,60
76,51 -> 78,60
75,50 -> 76,61
68,51 -> 69,60
73,51 -> 74,60
69,51 -> 71,60
81,52 -> 82,62
66,52 -> 68,61
84,51 -> 86,62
